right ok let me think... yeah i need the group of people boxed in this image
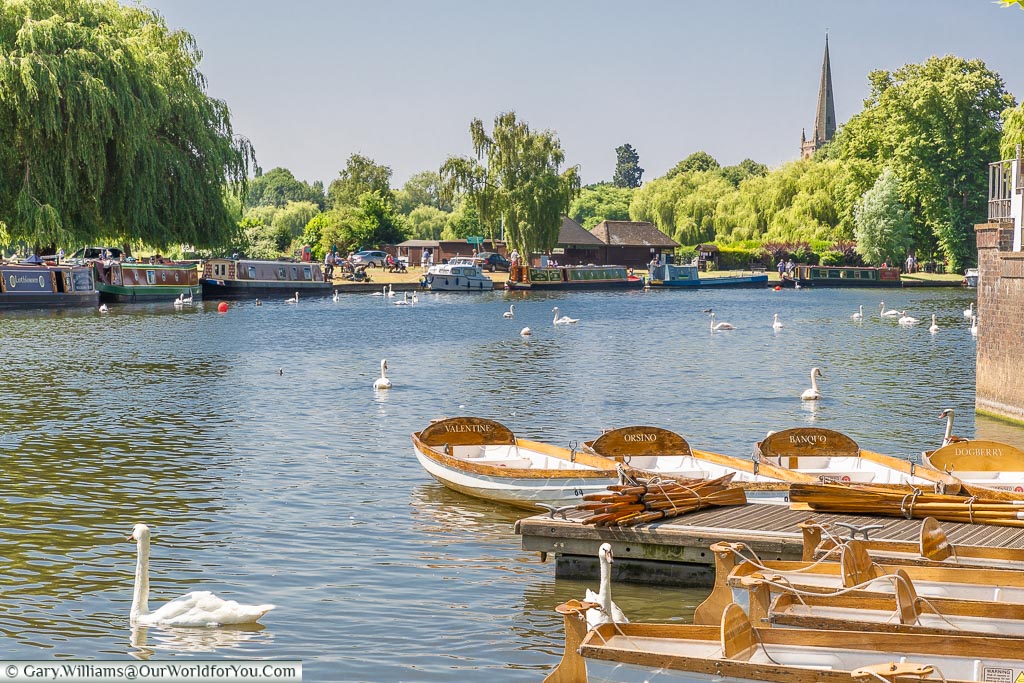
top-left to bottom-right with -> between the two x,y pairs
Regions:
776,258 -> 796,276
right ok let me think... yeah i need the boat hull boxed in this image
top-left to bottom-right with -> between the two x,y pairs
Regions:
0,265 -> 98,309
0,291 -> 98,308
200,279 -> 333,298
422,274 -> 494,291
780,265 -> 903,288
97,283 -> 202,302
648,275 -> 768,288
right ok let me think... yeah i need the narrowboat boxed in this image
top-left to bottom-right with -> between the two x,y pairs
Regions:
646,263 -> 767,289
93,259 -> 201,302
421,257 -> 494,291
505,264 -> 643,290
200,258 -> 332,298
781,264 -> 902,287
0,261 -> 98,308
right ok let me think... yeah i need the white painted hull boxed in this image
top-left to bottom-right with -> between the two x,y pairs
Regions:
413,446 -> 616,509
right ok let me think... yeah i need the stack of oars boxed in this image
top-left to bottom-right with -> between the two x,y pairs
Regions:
575,473 -> 747,527
790,483 -> 1024,527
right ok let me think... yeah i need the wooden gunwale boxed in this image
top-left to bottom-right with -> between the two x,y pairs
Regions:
410,434 -> 617,480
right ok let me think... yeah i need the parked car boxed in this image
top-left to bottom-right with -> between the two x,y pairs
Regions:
473,252 -> 511,272
350,250 -> 389,268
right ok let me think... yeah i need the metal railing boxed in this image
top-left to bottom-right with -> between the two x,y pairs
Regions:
989,158 -> 1014,222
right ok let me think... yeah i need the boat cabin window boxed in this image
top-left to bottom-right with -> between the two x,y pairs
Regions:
291,266 -> 298,280
277,267 -> 286,280
146,270 -> 156,285
303,266 -> 312,280
72,269 -> 93,291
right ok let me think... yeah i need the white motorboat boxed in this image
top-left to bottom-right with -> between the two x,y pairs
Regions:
422,257 -> 494,291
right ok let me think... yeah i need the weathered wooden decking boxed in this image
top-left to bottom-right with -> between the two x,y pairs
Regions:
515,503 -> 1024,586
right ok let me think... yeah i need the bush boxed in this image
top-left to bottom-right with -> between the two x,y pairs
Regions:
716,245 -> 761,270
820,250 -> 845,266
675,246 -> 698,265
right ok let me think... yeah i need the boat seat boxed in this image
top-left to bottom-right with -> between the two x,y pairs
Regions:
474,457 -> 532,469
798,470 -> 876,483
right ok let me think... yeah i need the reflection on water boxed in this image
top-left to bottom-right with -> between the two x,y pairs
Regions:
1,286 -> 1022,680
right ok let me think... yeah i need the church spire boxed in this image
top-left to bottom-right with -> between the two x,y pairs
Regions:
813,34 -> 836,146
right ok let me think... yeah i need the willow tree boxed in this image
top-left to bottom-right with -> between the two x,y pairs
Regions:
440,112 -> 580,258
0,0 -> 254,252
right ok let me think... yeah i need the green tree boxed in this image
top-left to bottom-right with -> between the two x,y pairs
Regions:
395,171 -> 449,214
612,144 -> 643,188
720,159 -> 768,187
441,111 -> 580,257
350,191 -> 406,249
832,55 -> 1014,270
271,201 -> 320,250
441,198 -> 481,240
853,168 -> 913,265
245,167 -> 324,209
327,154 -> 394,208
0,0 -> 254,253
665,151 -> 720,179
405,205 -> 449,240
569,184 -> 633,228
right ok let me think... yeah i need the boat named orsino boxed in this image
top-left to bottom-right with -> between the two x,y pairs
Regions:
645,263 -> 767,289
546,599 -> 1024,683
922,438 -> 1024,494
505,264 -> 643,290
753,427 -> 958,491
93,258 -> 200,302
577,425 -> 814,503
781,264 -> 902,288
0,260 -> 98,309
421,257 -> 494,291
201,257 -> 332,298
410,416 -> 619,510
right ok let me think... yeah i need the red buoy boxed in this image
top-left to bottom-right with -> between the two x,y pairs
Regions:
774,285 -> 782,291
217,301 -> 229,313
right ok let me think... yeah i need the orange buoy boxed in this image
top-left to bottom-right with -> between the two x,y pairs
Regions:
774,285 -> 782,291
217,301 -> 229,313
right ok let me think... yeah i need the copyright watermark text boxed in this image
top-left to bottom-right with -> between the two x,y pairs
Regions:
2,661 -> 301,682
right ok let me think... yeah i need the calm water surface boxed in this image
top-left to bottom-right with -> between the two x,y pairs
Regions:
1,284 -> 1022,681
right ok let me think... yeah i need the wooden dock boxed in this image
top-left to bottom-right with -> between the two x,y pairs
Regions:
515,502 -> 1024,586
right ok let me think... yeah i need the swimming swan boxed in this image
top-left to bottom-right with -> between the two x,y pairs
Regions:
373,359 -> 392,390
552,307 -> 578,324
970,314 -> 978,337
709,312 -> 734,331
286,292 -> 298,304
852,305 -> 863,320
964,302 -> 975,318
394,292 -> 411,306
173,294 -> 185,308
880,302 -> 900,317
503,304 -> 515,319
332,290 -> 339,302
370,287 -> 386,297
898,311 -> 919,326
939,408 -> 967,447
928,314 -> 939,334
127,523 -> 275,627
520,327 -> 532,337
772,313 -> 783,330
98,304 -> 109,314
584,543 -> 628,628
181,293 -> 193,305
801,367 -> 824,401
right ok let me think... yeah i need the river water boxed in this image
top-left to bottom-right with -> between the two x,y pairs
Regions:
1,284 -> 1021,681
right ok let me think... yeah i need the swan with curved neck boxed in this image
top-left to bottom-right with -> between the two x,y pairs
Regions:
128,523 -> 274,627
970,314 -> 978,337
710,312 -> 734,331
286,291 -> 298,304
801,367 -> 823,401
939,408 -> 966,446
898,311 -> 919,326
880,302 -> 899,317
503,304 -> 514,319
552,307 -> 578,325
373,359 -> 392,390
928,314 -> 939,334
772,313 -> 783,330
852,305 -> 863,320
964,302 -> 975,318
584,543 -> 628,628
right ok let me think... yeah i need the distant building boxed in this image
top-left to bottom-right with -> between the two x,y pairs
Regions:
800,35 -> 836,160
550,216 -> 605,265
589,220 -> 679,267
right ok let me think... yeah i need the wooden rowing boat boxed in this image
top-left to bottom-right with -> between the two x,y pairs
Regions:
789,481 -> 1024,525
694,539 -> 1024,627
799,517 -> 1024,570
411,417 -> 619,510
923,438 -> 1024,494
737,570 -> 1024,638
546,599 -> 1024,683
754,427 -> 959,491
576,425 -> 816,503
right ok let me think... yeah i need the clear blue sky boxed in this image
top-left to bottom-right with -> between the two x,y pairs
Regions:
141,0 -> 1024,187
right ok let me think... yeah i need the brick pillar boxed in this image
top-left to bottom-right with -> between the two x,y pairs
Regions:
975,222 -> 1024,424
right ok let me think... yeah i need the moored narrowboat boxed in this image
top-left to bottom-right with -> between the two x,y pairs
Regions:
93,259 -> 201,302
0,261 -> 98,308
201,258 -> 332,298
781,264 -> 902,287
505,264 -> 643,290
646,263 -> 768,289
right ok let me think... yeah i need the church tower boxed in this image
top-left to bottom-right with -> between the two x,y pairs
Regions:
800,35 -> 836,159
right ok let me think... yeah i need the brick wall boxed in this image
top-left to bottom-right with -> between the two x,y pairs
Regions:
975,222 -> 1024,424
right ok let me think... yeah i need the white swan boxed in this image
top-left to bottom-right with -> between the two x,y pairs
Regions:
898,310 -> 918,326
332,290 -> 339,302
394,292 -> 411,306
503,304 -> 515,319
880,302 -> 900,317
552,306 -> 579,324
964,302 -> 975,318
98,304 -> 109,314
520,327 -> 532,337
772,313 -> 783,330
939,408 -> 966,447
852,305 -> 863,320
173,293 -> 185,308
181,292 -> 193,304
710,312 -> 734,331
386,284 -> 395,297
801,367 -> 824,401
411,292 -> 418,305
373,359 -> 392,390
928,314 -> 939,334
970,314 -> 978,337
254,299 -> 262,307
584,543 -> 628,628
127,523 -> 275,627
370,286 -> 386,297
286,291 -> 298,304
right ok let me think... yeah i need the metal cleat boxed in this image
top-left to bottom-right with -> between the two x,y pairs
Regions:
834,521 -> 884,540
537,503 -> 576,520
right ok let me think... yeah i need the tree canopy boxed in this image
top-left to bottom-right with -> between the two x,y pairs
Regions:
854,168 -> 913,265
441,112 -> 579,257
0,0 -> 253,252
570,184 -> 633,228
327,154 -> 394,208
245,167 -> 324,210
612,144 -> 643,188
